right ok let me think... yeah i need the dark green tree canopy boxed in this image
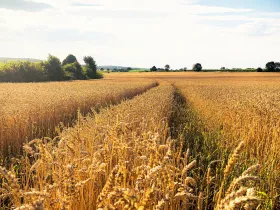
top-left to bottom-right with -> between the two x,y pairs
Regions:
43,54 -> 64,81
193,63 -> 202,71
150,66 -> 157,72
165,64 -> 170,71
62,54 -> 78,66
257,67 -> 263,72
265,61 -> 280,72
63,62 -> 85,80
83,56 -> 97,79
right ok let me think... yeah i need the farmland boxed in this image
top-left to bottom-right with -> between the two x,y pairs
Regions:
0,79 -> 157,158
0,72 -> 280,209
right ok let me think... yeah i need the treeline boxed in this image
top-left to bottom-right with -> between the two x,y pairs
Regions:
150,63 -> 202,72
150,61 -> 280,72
0,54 -> 103,82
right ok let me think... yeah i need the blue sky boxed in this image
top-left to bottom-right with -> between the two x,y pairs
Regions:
198,0 -> 280,12
0,0 -> 280,69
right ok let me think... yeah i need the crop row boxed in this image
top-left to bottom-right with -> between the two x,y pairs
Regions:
0,80 -> 157,158
0,84 -> 262,209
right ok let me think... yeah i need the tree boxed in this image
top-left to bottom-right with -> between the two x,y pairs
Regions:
257,67 -> 263,72
276,62 -> 280,71
150,66 -> 157,72
63,62 -> 85,80
220,67 -> 226,70
193,63 -> 202,71
127,67 -> 132,71
165,64 -> 170,71
265,61 -> 280,72
83,56 -> 97,79
183,67 -> 187,72
43,54 -> 65,81
62,54 -> 78,66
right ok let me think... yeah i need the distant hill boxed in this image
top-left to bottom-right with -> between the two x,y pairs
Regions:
0,57 -> 42,62
98,65 -> 146,70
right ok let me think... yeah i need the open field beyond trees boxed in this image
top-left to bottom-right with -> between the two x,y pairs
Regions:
0,72 -> 280,209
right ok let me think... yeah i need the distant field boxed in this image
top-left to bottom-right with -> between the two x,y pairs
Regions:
1,72 -> 279,209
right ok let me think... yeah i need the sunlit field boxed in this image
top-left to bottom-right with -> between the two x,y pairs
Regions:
0,79 -> 157,158
1,72 -> 280,209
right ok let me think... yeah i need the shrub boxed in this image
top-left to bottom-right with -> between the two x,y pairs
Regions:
257,67 -> 263,72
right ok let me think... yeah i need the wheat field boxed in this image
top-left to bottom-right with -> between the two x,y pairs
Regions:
0,79 -> 156,158
1,72 -> 279,209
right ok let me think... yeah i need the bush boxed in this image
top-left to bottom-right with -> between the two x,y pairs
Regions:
96,71 -> 104,79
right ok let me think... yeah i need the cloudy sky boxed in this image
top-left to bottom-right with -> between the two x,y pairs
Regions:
0,0 -> 280,69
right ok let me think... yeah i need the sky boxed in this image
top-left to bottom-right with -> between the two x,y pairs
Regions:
0,0 -> 280,69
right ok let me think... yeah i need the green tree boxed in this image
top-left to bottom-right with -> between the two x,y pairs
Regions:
150,66 -> 157,72
62,54 -> 78,66
43,55 -> 65,81
83,56 -> 97,79
63,62 -> 85,80
257,67 -> 263,72
265,62 -> 275,71
193,63 -> 202,71
165,64 -> 170,71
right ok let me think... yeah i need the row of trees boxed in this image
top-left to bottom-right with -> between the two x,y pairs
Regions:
151,61 -> 280,72
150,63 -> 202,72
0,54 -> 102,82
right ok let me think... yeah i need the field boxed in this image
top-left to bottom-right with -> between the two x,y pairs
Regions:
0,80 -> 157,159
0,72 -> 280,209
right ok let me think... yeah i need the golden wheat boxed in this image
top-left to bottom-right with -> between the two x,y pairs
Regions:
1,73 -> 271,209
0,79 -> 156,157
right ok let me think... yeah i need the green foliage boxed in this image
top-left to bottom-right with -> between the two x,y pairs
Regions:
0,54 -> 102,82
96,71 -> 104,79
150,66 -> 157,72
193,63 -> 202,71
43,55 -> 65,81
62,54 -> 78,66
165,64 -> 170,71
265,61 -> 280,72
63,62 -> 85,80
83,56 -> 98,79
0,61 -> 45,82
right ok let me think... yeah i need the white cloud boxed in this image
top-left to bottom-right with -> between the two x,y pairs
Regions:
0,0 -> 52,12
0,0 -> 280,68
